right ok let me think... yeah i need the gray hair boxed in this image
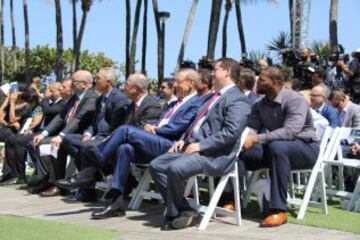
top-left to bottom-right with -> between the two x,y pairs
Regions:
128,73 -> 149,91
48,82 -> 62,90
73,70 -> 93,84
175,68 -> 201,85
99,67 -> 118,86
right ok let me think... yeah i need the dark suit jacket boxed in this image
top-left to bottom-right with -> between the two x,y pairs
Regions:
40,97 -> 66,126
156,94 -> 203,141
85,88 -> 130,137
129,94 -> 162,128
44,89 -> 97,136
319,103 -> 340,128
187,86 -> 251,175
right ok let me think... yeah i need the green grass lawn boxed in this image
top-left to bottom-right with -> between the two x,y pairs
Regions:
0,215 -> 118,240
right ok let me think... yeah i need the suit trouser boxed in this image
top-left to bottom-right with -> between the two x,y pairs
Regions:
238,139 -> 319,211
149,152 -> 206,218
108,126 -> 173,193
2,134 -> 33,178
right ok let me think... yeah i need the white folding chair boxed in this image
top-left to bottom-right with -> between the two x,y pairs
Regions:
324,127 -> 360,212
185,127 -> 249,231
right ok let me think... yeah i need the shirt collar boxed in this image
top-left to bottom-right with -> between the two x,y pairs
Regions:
318,103 -> 326,112
76,91 -> 85,101
343,101 -> 350,113
136,93 -> 148,107
243,90 -> 251,96
167,95 -> 178,104
219,83 -> 236,95
273,86 -> 287,104
102,88 -> 113,100
179,92 -> 197,104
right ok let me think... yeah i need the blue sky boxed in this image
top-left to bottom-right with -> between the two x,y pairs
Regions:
3,0 -> 360,80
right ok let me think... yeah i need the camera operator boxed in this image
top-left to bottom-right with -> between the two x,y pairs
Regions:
337,48 -> 360,103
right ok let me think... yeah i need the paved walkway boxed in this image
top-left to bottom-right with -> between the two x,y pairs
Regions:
0,187 -> 359,240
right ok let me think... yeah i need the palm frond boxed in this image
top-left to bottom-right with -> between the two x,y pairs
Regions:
265,31 -> 291,55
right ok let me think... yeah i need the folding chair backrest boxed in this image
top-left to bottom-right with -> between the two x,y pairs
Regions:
236,127 -> 250,159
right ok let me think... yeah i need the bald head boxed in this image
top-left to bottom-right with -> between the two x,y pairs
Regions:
310,85 -> 327,108
127,73 -> 149,91
72,70 -> 93,94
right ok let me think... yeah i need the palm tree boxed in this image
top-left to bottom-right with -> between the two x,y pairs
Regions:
0,0 -> 4,84
312,41 -> 331,60
10,0 -> 17,72
294,0 -> 302,49
55,0 -> 63,82
125,0 -> 131,79
130,0 -> 142,74
176,0 -> 199,71
249,50 -> 271,63
207,0 -> 223,60
222,0 -> 232,58
234,0 -> 246,56
72,0 -> 77,67
23,0 -> 30,83
329,0 -> 338,53
151,0 -> 161,87
73,0 -> 93,71
289,0 -> 295,47
266,31 -> 291,60
141,0 -> 148,74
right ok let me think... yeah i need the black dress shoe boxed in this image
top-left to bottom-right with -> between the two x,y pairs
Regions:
171,210 -> 200,229
0,177 -> 24,186
27,183 -> 52,194
76,189 -> 97,202
0,174 -> 11,183
91,204 -> 126,219
161,217 -> 176,231
56,176 -> 95,190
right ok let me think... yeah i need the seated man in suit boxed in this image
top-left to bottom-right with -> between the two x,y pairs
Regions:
149,58 -> 250,230
310,85 -> 340,127
239,67 -> 319,227
28,70 -> 97,194
237,68 -> 258,105
329,90 -> 360,128
39,67 -> 130,197
57,69 -> 204,218
0,82 -> 70,185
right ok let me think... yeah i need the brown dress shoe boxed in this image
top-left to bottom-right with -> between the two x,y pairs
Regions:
39,186 -> 62,197
259,212 -> 288,227
223,202 -> 235,212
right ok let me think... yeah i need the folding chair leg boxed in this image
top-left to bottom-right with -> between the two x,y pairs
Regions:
128,169 -> 151,209
348,176 -> 360,211
184,176 -> 195,197
198,175 -> 230,231
232,163 -> 242,226
243,170 -> 260,208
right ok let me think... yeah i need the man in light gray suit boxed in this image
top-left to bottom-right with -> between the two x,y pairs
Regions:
149,58 -> 251,230
329,90 -> 360,128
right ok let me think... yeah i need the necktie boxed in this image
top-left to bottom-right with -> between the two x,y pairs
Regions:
67,98 -> 79,124
129,104 -> 140,123
185,91 -> 220,140
157,100 -> 183,128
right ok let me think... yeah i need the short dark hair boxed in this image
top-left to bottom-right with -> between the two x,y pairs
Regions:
161,77 -> 175,88
313,69 -> 326,79
215,58 -> 240,83
198,68 -> 213,89
239,68 -> 256,90
261,66 -> 285,84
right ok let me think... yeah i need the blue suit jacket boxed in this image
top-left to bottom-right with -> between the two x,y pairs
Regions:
247,91 -> 258,105
155,94 -> 203,141
320,103 -> 340,128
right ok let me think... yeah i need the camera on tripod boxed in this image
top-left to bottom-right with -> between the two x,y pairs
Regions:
329,44 -> 350,64
198,56 -> 214,71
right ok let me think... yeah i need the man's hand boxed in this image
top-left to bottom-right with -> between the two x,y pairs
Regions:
81,134 -> 91,142
24,129 -> 33,136
33,134 -> 45,147
351,143 -> 360,156
168,140 -> 185,153
243,135 -> 259,151
184,143 -> 201,155
144,124 -> 157,134
11,122 -> 20,130
50,135 -> 63,147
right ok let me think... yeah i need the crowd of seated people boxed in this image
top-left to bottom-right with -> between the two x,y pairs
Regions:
0,50 -> 359,231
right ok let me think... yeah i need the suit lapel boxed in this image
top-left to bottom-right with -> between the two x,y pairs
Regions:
133,95 -> 149,120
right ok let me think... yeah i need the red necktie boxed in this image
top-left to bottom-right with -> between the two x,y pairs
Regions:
67,98 -> 79,124
185,91 -> 220,140
157,100 -> 183,128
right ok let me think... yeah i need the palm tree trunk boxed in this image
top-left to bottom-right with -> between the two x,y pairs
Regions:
55,0 -> 63,82
207,0 -> 223,60
72,0 -> 77,72
329,0 -> 338,53
130,0 -> 142,74
125,0 -> 131,79
222,0 -> 231,58
0,0 -> 4,84
152,0 -> 161,88
294,0 -> 302,49
176,0 -> 199,71
234,0 -> 246,55
289,0 -> 295,47
10,0 -> 17,72
141,0 -> 148,74
23,0 -> 30,84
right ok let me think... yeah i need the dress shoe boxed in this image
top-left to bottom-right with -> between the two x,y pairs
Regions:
55,176 -> 94,190
171,210 -> 200,230
91,204 -> 126,219
26,174 -> 42,187
27,183 -> 52,194
223,202 -> 235,211
259,212 -> 288,227
0,177 -> 24,186
39,186 -> 62,197
0,174 -> 11,183
76,189 -> 97,202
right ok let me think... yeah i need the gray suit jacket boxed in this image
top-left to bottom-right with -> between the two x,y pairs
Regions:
343,101 -> 360,128
188,86 -> 251,176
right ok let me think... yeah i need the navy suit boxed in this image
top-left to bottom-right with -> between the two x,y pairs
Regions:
83,94 -> 203,193
52,88 -> 130,181
319,103 -> 340,128
247,91 -> 258,105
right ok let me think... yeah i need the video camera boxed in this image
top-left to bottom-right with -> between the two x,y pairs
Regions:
180,60 -> 197,70
198,56 -> 214,71
329,44 -> 350,64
